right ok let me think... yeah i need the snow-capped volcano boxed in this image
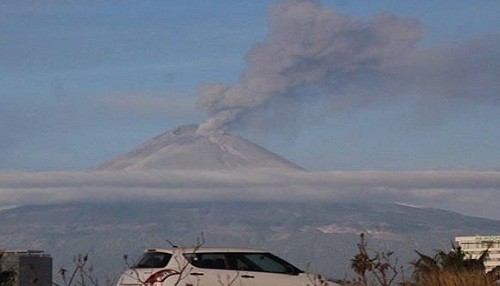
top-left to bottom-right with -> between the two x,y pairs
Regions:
96,124 -> 305,171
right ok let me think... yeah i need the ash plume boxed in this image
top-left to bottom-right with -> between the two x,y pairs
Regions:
196,0 -> 423,133
196,0 -> 500,134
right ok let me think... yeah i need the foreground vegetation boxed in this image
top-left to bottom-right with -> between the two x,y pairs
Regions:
346,233 -> 500,286
2,234 -> 500,286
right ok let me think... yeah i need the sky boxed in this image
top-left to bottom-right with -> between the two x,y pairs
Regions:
1,0 -> 499,172
1,1 -> 500,220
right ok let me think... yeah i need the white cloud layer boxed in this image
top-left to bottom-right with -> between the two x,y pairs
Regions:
1,170 -> 499,219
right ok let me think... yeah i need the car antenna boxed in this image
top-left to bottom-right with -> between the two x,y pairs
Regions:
166,238 -> 178,248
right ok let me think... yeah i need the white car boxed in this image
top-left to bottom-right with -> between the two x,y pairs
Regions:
117,247 -> 339,286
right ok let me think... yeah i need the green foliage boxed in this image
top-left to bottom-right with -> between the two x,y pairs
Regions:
349,235 -> 500,286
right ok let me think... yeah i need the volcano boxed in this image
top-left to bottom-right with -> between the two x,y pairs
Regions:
96,124 -> 305,171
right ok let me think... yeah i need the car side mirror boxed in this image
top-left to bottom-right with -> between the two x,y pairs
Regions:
285,265 -> 297,275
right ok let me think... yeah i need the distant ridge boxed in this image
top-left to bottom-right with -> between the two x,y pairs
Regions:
96,124 -> 305,171
3,202 -> 500,279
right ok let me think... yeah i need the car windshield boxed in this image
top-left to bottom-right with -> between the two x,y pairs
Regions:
134,252 -> 172,268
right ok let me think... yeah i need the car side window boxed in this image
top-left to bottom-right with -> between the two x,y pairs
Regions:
134,252 -> 172,268
227,253 -> 301,275
184,253 -> 228,270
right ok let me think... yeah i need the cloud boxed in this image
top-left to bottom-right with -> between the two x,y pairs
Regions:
1,170 -> 499,219
402,36 -> 499,101
196,0 -> 500,133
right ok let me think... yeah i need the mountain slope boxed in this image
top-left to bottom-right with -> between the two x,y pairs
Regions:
96,124 -> 305,171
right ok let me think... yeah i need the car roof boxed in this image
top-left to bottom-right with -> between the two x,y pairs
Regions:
144,246 -> 267,254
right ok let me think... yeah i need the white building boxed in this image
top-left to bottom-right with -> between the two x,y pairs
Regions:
455,235 -> 500,272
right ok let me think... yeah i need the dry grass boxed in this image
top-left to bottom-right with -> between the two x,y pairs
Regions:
417,269 -> 494,286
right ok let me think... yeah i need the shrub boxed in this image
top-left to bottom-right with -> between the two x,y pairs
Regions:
412,242 -> 492,285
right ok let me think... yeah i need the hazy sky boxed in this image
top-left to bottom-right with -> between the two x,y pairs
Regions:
1,0 -> 499,171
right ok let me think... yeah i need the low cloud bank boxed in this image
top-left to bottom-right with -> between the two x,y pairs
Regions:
1,170 -> 499,219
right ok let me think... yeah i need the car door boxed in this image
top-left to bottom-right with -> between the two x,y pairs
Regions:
182,252 -> 243,286
239,271 -> 315,286
226,252 -> 311,286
